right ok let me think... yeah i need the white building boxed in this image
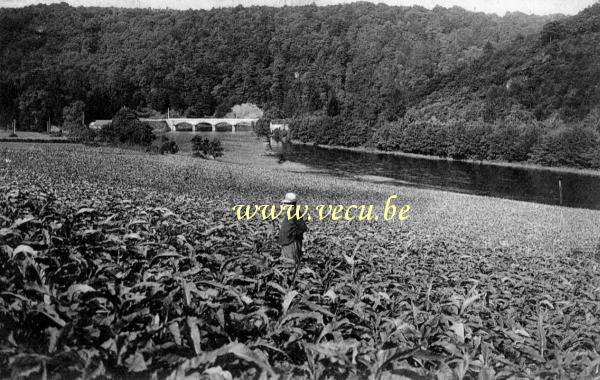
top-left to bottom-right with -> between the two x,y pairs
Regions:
269,120 -> 289,132
89,120 -> 112,130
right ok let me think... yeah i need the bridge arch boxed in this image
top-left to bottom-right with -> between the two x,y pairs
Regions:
195,122 -> 213,132
234,122 -> 253,132
215,122 -> 233,132
175,122 -> 194,132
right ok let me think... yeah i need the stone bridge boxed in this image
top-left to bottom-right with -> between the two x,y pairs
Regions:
141,118 -> 258,132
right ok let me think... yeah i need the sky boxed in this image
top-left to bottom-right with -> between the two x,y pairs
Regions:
0,0 -> 597,16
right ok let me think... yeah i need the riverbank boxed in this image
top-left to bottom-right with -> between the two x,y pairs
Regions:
290,139 -> 600,177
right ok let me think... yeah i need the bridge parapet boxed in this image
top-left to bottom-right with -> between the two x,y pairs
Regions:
141,118 -> 258,132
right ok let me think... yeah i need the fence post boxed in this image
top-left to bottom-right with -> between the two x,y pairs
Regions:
558,178 -> 563,206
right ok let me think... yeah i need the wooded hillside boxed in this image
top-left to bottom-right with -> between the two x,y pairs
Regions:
0,2 -> 555,127
4,3 -> 600,168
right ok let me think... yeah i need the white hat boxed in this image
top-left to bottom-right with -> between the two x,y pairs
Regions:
282,192 -> 297,204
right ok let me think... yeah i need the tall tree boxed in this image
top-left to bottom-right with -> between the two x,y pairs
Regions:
62,100 -> 86,133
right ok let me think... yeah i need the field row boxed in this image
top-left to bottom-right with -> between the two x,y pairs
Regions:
0,143 -> 599,378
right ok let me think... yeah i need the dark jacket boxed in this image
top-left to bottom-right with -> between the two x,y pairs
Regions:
278,208 -> 307,246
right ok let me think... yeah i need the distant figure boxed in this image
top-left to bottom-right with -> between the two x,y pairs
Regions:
278,192 -> 307,264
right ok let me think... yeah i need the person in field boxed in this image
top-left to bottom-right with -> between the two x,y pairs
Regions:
278,192 -> 307,264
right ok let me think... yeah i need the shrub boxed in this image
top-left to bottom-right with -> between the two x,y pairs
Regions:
271,128 -> 282,142
372,121 -> 404,151
253,118 -> 271,139
342,120 -> 372,147
191,136 -> 223,158
447,121 -> 493,160
147,136 -> 180,154
100,107 -> 155,147
530,124 -> 600,168
488,120 -> 542,162
372,118 -> 449,156
413,120 -> 450,157
288,116 -> 316,143
157,136 -> 179,154
62,100 -> 86,136
76,127 -> 97,143
289,115 -> 358,146
271,128 -> 289,143
279,128 -> 289,141
313,116 -> 342,145
163,141 -> 179,154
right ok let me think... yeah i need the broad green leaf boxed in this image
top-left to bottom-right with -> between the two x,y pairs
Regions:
282,290 -> 298,314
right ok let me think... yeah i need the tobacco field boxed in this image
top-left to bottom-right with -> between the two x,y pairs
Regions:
1,143 -> 599,379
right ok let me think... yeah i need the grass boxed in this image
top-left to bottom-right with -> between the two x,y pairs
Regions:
0,131 -> 72,142
162,131 -> 310,172
0,142 -> 599,378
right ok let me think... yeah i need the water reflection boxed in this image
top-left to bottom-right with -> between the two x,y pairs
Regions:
273,141 -> 600,210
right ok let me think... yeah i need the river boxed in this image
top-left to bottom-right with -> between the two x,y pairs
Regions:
166,131 -> 600,210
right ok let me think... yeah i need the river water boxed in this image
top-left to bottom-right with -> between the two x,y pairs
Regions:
275,142 -> 600,210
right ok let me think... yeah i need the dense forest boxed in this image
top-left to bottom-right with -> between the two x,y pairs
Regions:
1,2 -> 600,167
0,3 -> 556,125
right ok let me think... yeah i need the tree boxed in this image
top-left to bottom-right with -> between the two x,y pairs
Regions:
62,100 -> 86,134
253,107 -> 284,141
18,88 -> 50,131
191,136 -> 224,159
158,136 -> 179,154
530,124 -> 600,168
100,107 -> 154,147
540,21 -> 567,45
184,90 -> 216,117
0,80 -> 18,127
263,107 -> 284,120
227,103 -> 263,119
483,41 -> 494,56
326,91 -> 340,117
253,118 -> 271,140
